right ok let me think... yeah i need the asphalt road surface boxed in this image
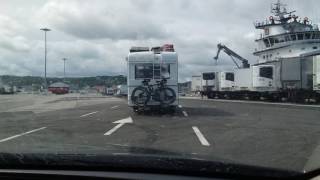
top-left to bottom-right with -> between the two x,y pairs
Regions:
1,93 -> 320,172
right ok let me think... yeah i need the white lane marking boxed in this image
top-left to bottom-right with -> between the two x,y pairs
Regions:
113,153 -> 130,155
104,117 -> 133,136
192,126 -> 210,146
178,105 -> 182,108
104,123 -> 124,136
0,127 -> 47,143
182,111 -> 188,117
80,111 -> 98,117
110,105 -> 119,109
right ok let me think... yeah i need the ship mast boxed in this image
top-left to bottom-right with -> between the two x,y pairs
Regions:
271,0 -> 296,23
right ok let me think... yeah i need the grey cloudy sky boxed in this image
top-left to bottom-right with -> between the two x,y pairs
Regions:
0,0 -> 319,81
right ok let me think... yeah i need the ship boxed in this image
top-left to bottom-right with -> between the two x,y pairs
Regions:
198,0 -> 320,103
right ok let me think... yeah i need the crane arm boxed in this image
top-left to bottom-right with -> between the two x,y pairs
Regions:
214,43 -> 250,68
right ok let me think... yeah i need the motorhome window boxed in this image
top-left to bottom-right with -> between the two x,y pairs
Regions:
135,64 -> 170,79
291,34 -> 297,41
203,73 -> 215,80
152,64 -> 171,79
297,34 -> 303,40
225,73 -> 234,81
160,64 -> 170,79
305,33 -> 311,39
135,64 -> 153,79
259,67 -> 273,79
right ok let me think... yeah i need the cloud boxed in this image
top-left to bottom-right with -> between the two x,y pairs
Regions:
35,1 -> 169,40
0,0 -> 319,82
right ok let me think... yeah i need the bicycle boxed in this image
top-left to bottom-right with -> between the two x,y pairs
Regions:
131,78 -> 176,107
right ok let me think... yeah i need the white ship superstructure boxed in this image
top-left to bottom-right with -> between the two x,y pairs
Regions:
254,0 -> 320,62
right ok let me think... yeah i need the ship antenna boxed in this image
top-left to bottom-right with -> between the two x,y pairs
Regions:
271,0 -> 295,23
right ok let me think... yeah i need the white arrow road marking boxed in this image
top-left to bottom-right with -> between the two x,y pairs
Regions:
182,111 -> 188,117
192,126 -> 210,146
0,127 -> 47,143
80,111 -> 98,117
110,105 -> 119,109
104,117 -> 133,136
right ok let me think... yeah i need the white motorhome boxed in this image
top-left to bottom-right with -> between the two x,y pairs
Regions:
127,46 -> 178,108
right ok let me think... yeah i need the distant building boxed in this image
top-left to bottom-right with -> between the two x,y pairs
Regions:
191,75 -> 202,92
178,81 -> 191,94
95,85 -> 106,94
48,82 -> 69,94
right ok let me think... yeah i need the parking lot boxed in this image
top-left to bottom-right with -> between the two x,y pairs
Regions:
0,93 -> 320,172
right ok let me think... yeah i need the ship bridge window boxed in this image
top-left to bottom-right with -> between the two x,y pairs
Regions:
225,73 -> 234,81
291,34 -> 297,41
285,35 -> 290,41
269,38 -> 275,46
203,73 -> 215,80
259,67 -> 273,79
313,46 -> 318,49
297,33 -> 304,40
313,32 -> 320,39
263,39 -> 270,47
305,33 -> 311,39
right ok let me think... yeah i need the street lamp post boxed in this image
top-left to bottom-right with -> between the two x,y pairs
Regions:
40,28 -> 51,93
62,58 -> 67,82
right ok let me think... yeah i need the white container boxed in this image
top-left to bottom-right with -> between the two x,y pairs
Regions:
201,72 -> 217,91
217,71 -> 235,91
234,68 -> 252,91
252,65 -> 276,92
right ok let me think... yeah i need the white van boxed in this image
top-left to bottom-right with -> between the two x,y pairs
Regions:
127,46 -> 178,110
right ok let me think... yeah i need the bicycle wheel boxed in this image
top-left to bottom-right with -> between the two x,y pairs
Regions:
157,87 -> 176,105
131,86 -> 150,106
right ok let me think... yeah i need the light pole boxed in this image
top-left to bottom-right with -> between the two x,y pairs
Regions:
40,28 -> 51,92
62,58 -> 67,82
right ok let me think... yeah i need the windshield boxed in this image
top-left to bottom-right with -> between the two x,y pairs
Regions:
1,0 -> 320,178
